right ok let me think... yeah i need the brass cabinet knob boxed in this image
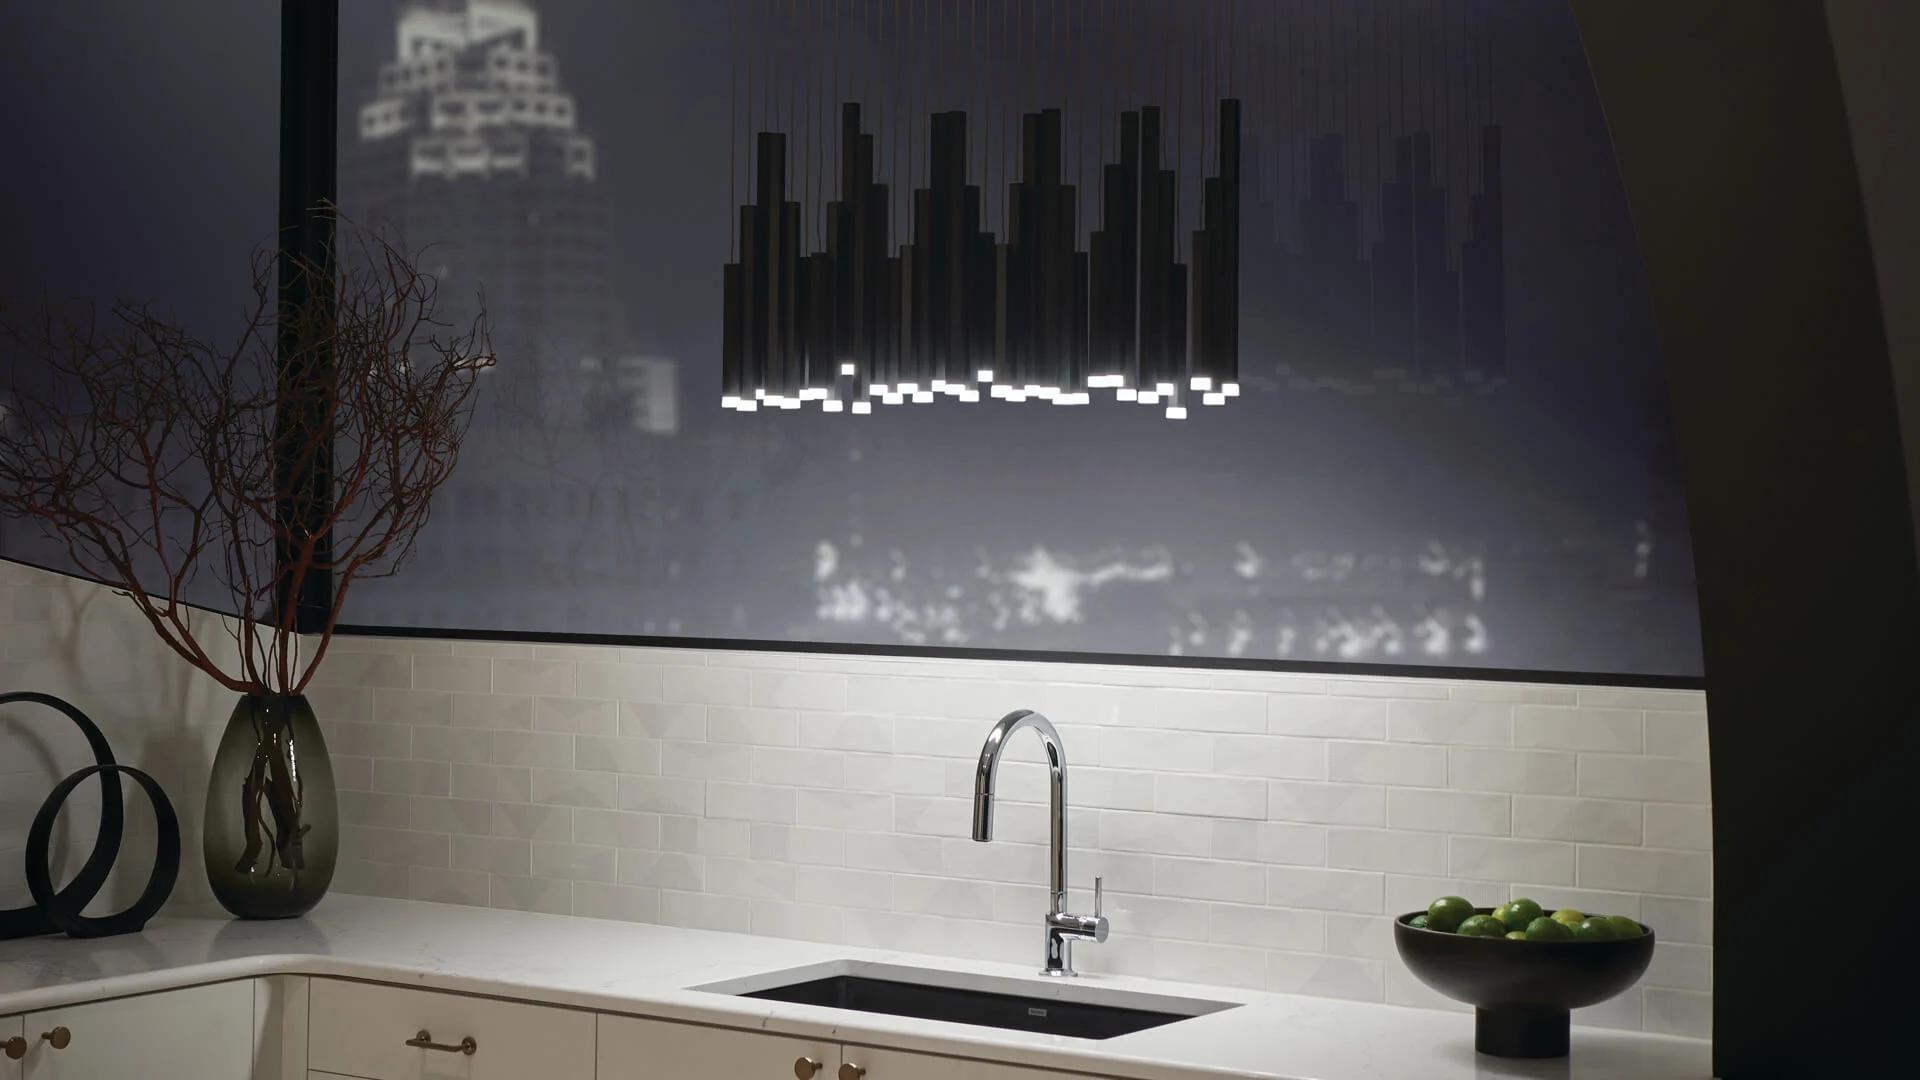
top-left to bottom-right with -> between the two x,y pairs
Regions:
40,1027 -> 72,1050
793,1056 -> 822,1079
838,1063 -> 865,1080
3,1036 -> 27,1060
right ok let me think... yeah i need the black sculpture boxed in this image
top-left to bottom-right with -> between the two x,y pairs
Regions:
0,691 -> 179,940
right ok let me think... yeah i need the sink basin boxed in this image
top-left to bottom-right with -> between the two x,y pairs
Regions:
697,961 -> 1236,1040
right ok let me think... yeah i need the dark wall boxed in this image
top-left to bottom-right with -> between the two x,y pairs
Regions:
1828,0 -> 1920,552
1569,1 -> 1917,1075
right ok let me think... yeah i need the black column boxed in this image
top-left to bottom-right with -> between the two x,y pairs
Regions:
277,0 -> 339,634
1572,2 -> 1918,1075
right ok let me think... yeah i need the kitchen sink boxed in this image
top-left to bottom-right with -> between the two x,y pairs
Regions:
697,961 -> 1236,1040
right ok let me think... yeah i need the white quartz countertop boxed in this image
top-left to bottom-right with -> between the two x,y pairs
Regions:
0,894 -> 1710,1080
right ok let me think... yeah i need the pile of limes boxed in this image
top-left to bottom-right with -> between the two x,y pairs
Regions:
1408,896 -> 1644,942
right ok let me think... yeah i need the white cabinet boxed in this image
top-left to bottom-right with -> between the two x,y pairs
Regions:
599,1015 -> 1094,1080
3,1013 -> 23,1080
840,1046 -> 1090,1080
20,980 -> 252,1080
598,1015 -> 837,1080
307,978 -> 595,1080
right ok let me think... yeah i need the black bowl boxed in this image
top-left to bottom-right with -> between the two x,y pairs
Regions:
1393,908 -> 1655,1058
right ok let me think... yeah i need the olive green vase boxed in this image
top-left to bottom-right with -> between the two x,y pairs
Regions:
202,693 -> 337,919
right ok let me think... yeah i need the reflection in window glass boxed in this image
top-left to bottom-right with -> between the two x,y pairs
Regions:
0,1 -> 279,612
338,1 -> 1700,677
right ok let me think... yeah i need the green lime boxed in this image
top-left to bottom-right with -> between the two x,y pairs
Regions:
1427,896 -> 1475,934
1550,908 -> 1585,927
1602,915 -> 1643,938
1494,898 -> 1544,929
1409,914 -> 1430,930
1574,917 -> 1618,942
1457,914 -> 1507,938
1504,931 -> 1527,940
1524,916 -> 1574,942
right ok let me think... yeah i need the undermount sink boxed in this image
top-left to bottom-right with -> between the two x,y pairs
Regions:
696,961 -> 1237,1040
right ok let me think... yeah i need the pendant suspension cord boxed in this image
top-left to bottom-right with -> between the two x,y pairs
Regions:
729,0 -> 737,261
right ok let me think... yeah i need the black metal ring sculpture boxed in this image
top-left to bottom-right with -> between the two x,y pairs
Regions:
26,764 -> 180,939
0,691 -> 124,940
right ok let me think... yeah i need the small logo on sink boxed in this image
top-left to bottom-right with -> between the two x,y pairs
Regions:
1027,1007 -> 1048,1018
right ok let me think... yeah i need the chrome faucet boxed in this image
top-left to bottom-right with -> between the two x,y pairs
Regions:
971,708 -> 1108,977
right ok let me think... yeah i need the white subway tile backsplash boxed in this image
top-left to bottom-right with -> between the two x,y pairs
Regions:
492,801 -> 571,842
1449,748 -> 1578,795
1644,712 -> 1711,761
534,697 -> 618,735
573,809 -> 661,850
1103,728 -> 1215,772
796,789 -> 892,830
751,671 -> 847,711
1327,741 -> 1447,787
1153,856 -> 1267,904
1213,734 -> 1328,779
1644,803 -> 1713,850
659,740 -> 752,780
1577,845 -> 1713,897
616,775 -> 705,815
1448,836 -> 1576,886
1155,773 -> 1267,819
1386,788 -> 1511,836
492,658 -> 575,697
708,706 -> 799,745
707,781 -> 797,823
1513,706 -> 1644,753
574,881 -> 661,924
376,684 -> 451,726
1267,695 -> 1388,740
1579,754 -> 1711,803
1209,903 -> 1326,951
1325,827 -> 1448,875
531,841 -> 616,882
412,654 -> 493,693
1266,866 -> 1385,914
1388,699 -> 1513,746
1512,795 -> 1644,845
1267,781 -> 1388,826
619,701 -> 705,740
285,612 -> 1710,1034
531,767 -> 615,809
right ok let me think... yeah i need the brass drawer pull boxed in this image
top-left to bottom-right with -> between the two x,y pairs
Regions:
40,1027 -> 71,1050
405,1029 -> 477,1055
838,1063 -> 865,1080
793,1056 -> 822,1079
3,1036 -> 27,1060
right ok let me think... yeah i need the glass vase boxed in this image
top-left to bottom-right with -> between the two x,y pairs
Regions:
202,693 -> 337,919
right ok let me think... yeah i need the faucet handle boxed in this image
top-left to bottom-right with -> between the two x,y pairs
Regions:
1093,876 -> 1104,918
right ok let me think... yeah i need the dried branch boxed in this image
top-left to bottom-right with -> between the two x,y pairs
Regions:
0,213 -> 494,695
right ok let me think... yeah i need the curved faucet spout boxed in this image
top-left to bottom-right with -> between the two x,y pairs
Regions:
972,709 -> 1065,847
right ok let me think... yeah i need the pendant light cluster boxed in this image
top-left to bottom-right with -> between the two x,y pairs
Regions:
721,0 -> 1242,419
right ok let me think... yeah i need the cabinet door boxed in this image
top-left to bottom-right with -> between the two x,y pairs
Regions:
597,1015 -> 837,1080
23,980 -> 253,1080
838,1046 -> 1093,1080
308,978 -> 595,1080
3,1013 -> 22,1080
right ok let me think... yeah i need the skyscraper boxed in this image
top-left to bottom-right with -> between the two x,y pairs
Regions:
343,0 -> 675,433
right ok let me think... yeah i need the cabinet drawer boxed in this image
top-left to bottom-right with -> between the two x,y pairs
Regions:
841,1046 -> 1093,1080
598,1015 -> 836,1080
308,979 -> 594,1080
24,981 -> 252,1080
